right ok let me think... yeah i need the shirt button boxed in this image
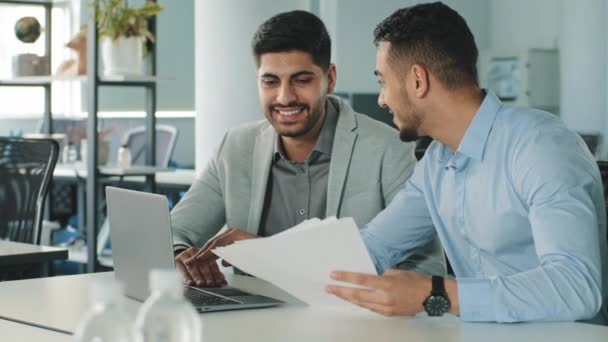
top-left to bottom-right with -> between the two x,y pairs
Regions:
298,209 -> 306,215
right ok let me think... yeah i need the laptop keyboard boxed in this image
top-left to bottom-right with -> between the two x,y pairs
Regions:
184,287 -> 242,306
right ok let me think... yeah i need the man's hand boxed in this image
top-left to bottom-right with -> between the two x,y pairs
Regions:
175,246 -> 226,287
325,269 -> 433,316
180,228 -> 257,286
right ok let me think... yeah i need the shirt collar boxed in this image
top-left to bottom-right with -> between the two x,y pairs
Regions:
274,99 -> 338,161
455,90 -> 502,161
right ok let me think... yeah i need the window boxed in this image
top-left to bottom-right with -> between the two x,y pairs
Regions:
0,1 -> 80,118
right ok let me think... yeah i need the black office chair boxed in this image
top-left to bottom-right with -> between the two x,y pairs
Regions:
415,136 -> 433,161
597,162 -> 608,243
0,137 -> 59,245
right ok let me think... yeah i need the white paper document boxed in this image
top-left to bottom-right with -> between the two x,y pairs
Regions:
212,217 -> 378,310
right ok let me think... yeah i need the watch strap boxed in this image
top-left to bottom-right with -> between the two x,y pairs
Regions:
431,276 -> 446,296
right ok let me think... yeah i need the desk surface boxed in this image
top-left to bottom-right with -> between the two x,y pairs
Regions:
0,272 -> 606,341
0,241 -> 68,266
54,164 -> 195,187
0,319 -> 70,342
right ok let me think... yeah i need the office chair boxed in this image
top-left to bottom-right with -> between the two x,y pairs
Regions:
597,161 -> 608,238
415,136 -> 434,161
0,138 -> 59,245
89,125 -> 179,267
121,124 -> 178,167
579,133 -> 601,158
597,161 -> 608,318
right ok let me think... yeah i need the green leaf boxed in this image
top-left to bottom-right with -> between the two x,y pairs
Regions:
91,0 -> 163,42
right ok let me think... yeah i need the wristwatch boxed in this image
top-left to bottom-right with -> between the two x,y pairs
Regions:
423,276 -> 450,316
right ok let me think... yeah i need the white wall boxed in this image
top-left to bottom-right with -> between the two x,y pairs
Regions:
560,0 -> 606,143
321,0 -> 490,94
488,0 -> 608,158
81,0 -> 195,111
488,0 -> 559,50
194,0 -> 310,171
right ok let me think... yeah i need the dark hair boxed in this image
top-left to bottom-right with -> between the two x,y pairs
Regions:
252,10 -> 331,71
373,2 -> 478,88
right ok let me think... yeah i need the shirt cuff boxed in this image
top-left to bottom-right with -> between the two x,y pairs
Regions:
457,277 -> 495,322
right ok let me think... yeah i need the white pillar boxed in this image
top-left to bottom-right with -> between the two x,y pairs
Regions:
559,0 -> 607,157
194,0 -> 310,171
606,0 -> 608,159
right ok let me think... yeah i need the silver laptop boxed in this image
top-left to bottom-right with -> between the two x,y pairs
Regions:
106,186 -> 283,312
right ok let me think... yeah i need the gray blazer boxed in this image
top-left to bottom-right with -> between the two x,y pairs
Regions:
171,96 -> 446,276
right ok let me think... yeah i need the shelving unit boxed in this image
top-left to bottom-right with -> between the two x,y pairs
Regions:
0,0 -> 53,134
1,0 -> 160,273
85,1 -> 158,272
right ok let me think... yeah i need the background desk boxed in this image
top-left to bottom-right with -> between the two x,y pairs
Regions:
52,165 -> 196,269
53,164 -> 195,189
0,272 -> 605,341
0,240 -> 68,277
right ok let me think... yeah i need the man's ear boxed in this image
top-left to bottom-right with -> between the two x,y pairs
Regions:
411,64 -> 430,98
326,63 -> 337,94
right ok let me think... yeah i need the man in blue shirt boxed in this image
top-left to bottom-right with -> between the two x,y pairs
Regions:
326,2 -> 608,324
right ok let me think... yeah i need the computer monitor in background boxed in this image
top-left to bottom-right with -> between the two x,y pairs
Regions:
334,92 -> 396,129
334,92 -> 431,160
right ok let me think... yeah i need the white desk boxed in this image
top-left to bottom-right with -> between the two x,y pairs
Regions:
0,319 -> 71,342
0,272 -> 606,341
53,164 -> 196,188
0,240 -> 68,277
0,241 -> 68,266
51,166 -> 196,269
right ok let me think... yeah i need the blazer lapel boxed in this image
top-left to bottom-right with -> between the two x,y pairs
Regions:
246,125 -> 275,235
326,97 -> 358,217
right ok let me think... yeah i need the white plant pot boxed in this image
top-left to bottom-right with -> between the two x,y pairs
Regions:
100,36 -> 145,77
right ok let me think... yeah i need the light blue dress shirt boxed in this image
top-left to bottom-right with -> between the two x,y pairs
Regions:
362,91 -> 608,324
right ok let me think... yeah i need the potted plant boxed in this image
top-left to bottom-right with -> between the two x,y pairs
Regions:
93,0 -> 163,77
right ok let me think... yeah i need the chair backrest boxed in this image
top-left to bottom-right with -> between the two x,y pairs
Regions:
597,161 -> 608,244
0,138 -> 59,245
580,133 -> 601,158
121,125 -> 178,167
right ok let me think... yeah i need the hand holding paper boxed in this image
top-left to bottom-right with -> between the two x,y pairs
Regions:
212,217 -> 378,310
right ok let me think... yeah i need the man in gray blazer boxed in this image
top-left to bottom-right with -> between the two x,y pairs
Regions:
171,10 -> 445,287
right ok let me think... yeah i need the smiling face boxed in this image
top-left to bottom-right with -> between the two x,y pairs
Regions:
375,41 -> 423,142
257,51 -> 336,138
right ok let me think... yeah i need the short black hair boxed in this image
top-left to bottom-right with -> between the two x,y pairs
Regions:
373,2 -> 478,88
252,10 -> 331,71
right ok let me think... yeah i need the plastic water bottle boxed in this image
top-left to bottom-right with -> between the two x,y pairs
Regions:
62,143 -> 78,163
135,269 -> 202,342
73,278 -> 135,342
117,145 -> 132,168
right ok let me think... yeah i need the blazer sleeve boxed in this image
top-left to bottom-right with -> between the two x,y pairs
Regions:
170,132 -> 229,249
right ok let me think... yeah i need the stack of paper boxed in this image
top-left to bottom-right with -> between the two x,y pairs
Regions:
212,217 -> 378,310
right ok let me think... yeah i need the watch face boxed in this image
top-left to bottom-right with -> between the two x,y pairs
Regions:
425,295 -> 450,316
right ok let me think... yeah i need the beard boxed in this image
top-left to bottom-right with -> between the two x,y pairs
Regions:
399,127 -> 419,142
269,96 -> 326,138
395,85 -> 421,142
